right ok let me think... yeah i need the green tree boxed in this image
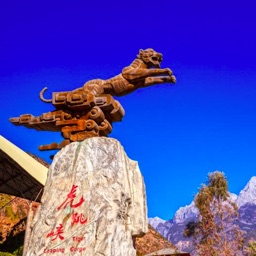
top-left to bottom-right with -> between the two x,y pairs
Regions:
184,171 -> 244,256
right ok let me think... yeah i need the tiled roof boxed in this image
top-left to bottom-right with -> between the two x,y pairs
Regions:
145,247 -> 190,255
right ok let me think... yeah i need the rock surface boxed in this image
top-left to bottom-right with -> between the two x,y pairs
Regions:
26,137 -> 148,256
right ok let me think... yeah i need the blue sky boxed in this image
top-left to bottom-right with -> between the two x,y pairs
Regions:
1,1 -> 256,220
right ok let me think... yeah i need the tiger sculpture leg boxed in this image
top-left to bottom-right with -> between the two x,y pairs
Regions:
144,75 -> 176,86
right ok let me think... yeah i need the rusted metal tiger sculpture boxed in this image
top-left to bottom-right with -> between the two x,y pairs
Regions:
10,48 -> 176,151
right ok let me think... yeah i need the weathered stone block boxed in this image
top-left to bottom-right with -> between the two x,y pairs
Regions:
26,137 -> 148,255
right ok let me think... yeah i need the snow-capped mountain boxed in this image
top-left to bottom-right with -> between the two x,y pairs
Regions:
150,176 -> 256,254
237,176 -> 256,207
148,216 -> 166,229
173,201 -> 198,224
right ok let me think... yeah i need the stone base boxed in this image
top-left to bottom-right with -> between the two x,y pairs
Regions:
26,137 -> 148,255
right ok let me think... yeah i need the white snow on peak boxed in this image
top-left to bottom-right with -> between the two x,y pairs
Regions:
173,201 -> 198,224
228,192 -> 238,202
148,216 -> 166,229
236,176 -> 256,207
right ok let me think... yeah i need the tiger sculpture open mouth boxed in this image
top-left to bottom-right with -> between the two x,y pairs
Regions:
10,48 -> 176,151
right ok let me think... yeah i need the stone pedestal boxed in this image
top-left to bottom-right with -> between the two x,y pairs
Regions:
26,137 -> 148,255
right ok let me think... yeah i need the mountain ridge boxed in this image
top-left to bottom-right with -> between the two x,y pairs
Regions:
150,176 -> 256,254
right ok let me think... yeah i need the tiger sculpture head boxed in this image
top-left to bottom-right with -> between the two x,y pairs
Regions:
137,48 -> 163,68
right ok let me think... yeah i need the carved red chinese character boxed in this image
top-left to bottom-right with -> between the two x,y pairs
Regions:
46,224 -> 64,241
57,185 -> 84,211
71,212 -> 88,226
